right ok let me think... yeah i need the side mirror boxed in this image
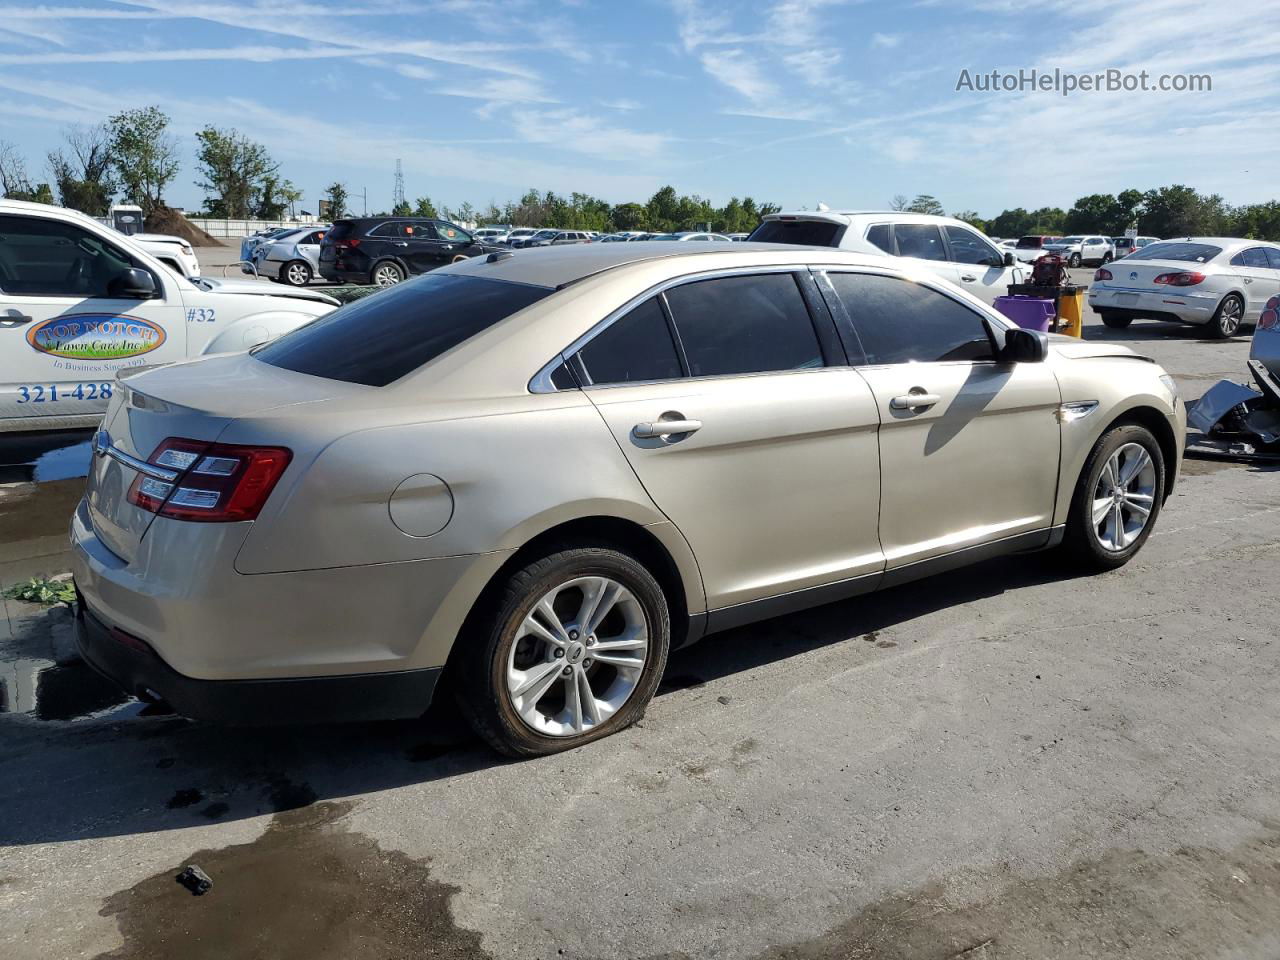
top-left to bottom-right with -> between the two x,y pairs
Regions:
1001,327 -> 1048,363
1003,251 -> 1016,266
107,267 -> 156,299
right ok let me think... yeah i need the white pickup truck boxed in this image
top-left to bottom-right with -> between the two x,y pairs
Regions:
0,199 -> 338,433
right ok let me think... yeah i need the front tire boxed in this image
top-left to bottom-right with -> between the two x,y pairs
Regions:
1208,293 -> 1244,339
1068,252 -> 1082,268
1063,423 -> 1165,571
458,547 -> 671,757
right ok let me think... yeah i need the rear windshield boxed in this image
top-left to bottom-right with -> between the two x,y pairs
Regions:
1125,241 -> 1222,263
325,221 -> 355,242
1016,236 -> 1044,248
255,273 -> 554,387
749,220 -> 845,247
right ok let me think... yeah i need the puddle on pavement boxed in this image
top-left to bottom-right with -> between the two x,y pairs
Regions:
95,801 -> 491,960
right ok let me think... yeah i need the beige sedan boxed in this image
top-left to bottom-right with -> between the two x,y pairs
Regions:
71,243 -> 1185,755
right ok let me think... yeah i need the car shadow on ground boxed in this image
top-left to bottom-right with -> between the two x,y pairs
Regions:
1082,321 -> 1254,344
1,548 -> 1086,848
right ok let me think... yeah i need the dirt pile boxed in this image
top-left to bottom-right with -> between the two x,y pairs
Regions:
144,207 -> 220,247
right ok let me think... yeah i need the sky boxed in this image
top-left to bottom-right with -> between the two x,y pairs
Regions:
0,0 -> 1277,218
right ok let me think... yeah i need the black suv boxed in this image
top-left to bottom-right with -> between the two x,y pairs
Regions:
319,218 -> 495,286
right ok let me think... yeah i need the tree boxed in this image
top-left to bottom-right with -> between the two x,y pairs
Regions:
952,210 -> 986,232
1063,190 -> 1145,235
323,182 -> 349,219
194,126 -> 279,218
47,124 -> 115,215
0,140 -> 34,199
256,175 -> 302,220
905,194 -> 945,216
107,106 -> 180,216
646,185 -> 680,231
453,200 -> 477,226
1230,201 -> 1280,241
610,202 -> 646,231
889,194 -> 910,211
391,199 -> 413,217
1140,184 -> 1227,238
413,195 -> 438,218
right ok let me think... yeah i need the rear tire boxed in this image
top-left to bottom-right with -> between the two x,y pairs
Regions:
1069,252 -> 1082,268
1063,423 -> 1165,571
457,546 -> 671,757
1208,293 -> 1244,339
283,260 -> 311,286
1100,311 -> 1133,329
371,260 -> 405,286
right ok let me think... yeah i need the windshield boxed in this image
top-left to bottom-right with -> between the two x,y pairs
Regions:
534,230 -> 558,238
1016,237 -> 1044,248
1125,241 -> 1222,263
255,274 -> 555,387
748,220 -> 845,247
1056,236 -> 1084,244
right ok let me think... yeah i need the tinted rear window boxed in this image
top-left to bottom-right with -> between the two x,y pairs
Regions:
255,274 -> 553,386
325,221 -> 355,241
749,220 -> 845,247
1016,236 -> 1044,249
1126,242 -> 1222,263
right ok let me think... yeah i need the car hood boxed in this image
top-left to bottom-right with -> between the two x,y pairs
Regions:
1048,336 -> 1148,362
192,276 -> 339,306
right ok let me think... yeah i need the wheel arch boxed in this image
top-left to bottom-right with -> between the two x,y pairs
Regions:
1101,404 -> 1180,500
369,255 -> 409,278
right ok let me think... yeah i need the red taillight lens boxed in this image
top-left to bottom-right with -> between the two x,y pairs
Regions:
1153,271 -> 1205,286
1095,268 -> 1112,281
1261,295 -> 1280,331
127,438 -> 292,522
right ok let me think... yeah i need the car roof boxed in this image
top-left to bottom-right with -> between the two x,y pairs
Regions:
442,240 -> 899,289
762,209 -> 986,229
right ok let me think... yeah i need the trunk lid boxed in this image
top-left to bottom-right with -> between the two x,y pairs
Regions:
1104,260 -> 1200,289
85,353 -> 347,562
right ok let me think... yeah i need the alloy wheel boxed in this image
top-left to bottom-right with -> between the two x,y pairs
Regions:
373,263 -> 403,286
1218,297 -> 1243,336
505,576 -> 648,737
1091,442 -> 1157,551
286,262 -> 309,285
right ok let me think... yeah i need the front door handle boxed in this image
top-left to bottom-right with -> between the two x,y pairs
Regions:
960,274 -> 978,282
393,241 -> 408,247
1,311 -> 33,326
889,391 -> 942,410
634,417 -> 702,439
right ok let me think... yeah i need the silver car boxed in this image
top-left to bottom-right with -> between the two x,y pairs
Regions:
253,227 -> 328,286
72,244 -> 1184,755
1044,235 -> 1114,268
1089,237 -> 1280,338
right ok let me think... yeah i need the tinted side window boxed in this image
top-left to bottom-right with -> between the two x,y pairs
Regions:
402,222 -> 436,240
369,222 -> 401,238
1266,248 -> 1280,270
0,214 -> 137,297
944,225 -> 998,265
577,297 -> 682,385
828,272 -> 996,365
1244,247 -> 1270,268
256,274 -> 553,386
664,273 -> 823,377
866,223 -> 893,253
748,220 -> 845,247
893,223 -> 946,261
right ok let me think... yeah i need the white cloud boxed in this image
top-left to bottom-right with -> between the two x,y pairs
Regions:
698,49 -> 779,103
871,32 -> 900,48
599,98 -> 642,111
508,107 -> 669,159
437,76 -> 556,104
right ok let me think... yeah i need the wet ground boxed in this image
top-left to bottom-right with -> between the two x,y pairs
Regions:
3,308 -> 1280,959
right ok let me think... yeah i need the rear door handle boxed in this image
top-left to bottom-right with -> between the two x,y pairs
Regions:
1,312 -> 33,325
393,241 -> 408,247
634,418 -> 702,439
960,274 -> 978,282
889,391 -> 942,410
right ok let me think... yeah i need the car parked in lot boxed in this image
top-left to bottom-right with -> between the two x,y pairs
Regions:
504,228 -> 540,247
750,210 -> 1025,305
240,226 -> 317,266
1012,235 -> 1059,263
1090,237 -> 1280,338
71,243 -> 1183,755
132,233 -> 200,277
648,231 -> 733,242
526,230 -> 593,247
474,227 -> 512,244
0,199 -> 337,433
318,217 -> 494,286
1044,235 -> 1113,268
1112,236 -> 1160,259
252,227 -> 327,286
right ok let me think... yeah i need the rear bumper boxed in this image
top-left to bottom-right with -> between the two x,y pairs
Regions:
75,599 -> 442,724
1088,286 -> 1218,324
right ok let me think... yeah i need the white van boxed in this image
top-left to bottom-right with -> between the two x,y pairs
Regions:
0,200 -> 338,433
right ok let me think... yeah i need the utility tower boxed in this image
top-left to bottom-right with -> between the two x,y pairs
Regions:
393,159 -> 405,209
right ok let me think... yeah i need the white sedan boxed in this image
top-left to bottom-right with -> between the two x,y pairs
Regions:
1089,238 -> 1280,339
0,199 -> 337,432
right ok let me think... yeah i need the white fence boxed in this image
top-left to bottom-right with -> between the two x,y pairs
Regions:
185,217 -> 316,238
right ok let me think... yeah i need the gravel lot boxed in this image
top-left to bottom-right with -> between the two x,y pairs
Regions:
2,280 -> 1277,960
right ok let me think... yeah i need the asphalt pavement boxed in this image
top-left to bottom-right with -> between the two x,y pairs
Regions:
2,278 -> 1277,960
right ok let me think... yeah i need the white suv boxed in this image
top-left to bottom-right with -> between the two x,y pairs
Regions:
1044,235 -> 1114,268
750,211 -> 1024,304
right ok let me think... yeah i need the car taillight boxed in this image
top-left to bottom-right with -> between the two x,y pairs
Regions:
1153,271 -> 1205,286
340,237 -> 361,248
1261,295 -> 1280,331
1095,268 -> 1112,280
127,437 -> 292,522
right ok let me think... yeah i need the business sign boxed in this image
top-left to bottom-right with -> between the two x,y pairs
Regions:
26,314 -> 166,361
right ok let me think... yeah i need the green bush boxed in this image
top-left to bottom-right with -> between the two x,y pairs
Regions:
7,576 -> 76,606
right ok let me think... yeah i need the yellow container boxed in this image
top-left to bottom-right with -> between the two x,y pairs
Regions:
1057,289 -> 1085,338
